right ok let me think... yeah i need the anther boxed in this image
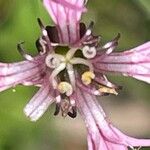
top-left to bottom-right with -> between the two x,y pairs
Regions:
99,85 -> 118,95
68,106 -> 77,118
61,99 -> 70,117
81,71 -> 95,85
58,82 -> 73,96
17,42 -> 33,61
37,18 -> 48,36
37,18 -> 48,37
37,18 -> 45,30
54,103 -> 61,116
37,18 -> 52,51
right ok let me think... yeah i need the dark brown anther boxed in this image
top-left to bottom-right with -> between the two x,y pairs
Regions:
88,21 -> 94,31
37,18 -> 53,51
54,103 -> 61,116
80,22 -> 87,38
17,41 -> 25,54
37,18 -> 45,30
102,93 -> 110,96
116,85 -> 123,90
67,106 -> 77,118
17,42 -> 33,60
114,33 -> 121,41
36,38 -> 43,53
109,33 -> 121,47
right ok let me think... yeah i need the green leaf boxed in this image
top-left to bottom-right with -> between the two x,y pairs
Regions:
136,0 -> 150,17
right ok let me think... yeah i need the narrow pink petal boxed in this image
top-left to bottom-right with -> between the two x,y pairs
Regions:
76,80 -> 102,96
76,87 -> 150,150
93,42 -> 150,83
94,74 -> 119,89
0,66 -> 44,92
21,72 -> 44,87
0,56 -> 45,76
24,83 -> 54,121
43,0 -> 86,44
0,56 -> 45,91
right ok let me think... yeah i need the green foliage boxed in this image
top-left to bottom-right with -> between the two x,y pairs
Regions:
137,0 -> 150,16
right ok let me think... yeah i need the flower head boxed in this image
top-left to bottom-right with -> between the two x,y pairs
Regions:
0,0 -> 150,149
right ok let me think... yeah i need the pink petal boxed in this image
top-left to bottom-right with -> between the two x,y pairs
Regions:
24,82 -> 54,121
76,88 -> 150,150
76,80 -> 102,96
43,0 -> 86,44
0,56 -> 45,91
93,42 -> 150,83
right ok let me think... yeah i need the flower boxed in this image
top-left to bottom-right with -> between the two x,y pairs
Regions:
0,0 -> 150,149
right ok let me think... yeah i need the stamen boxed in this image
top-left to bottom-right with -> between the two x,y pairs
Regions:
54,103 -> 61,116
61,99 -> 70,117
81,71 -> 95,85
99,85 -> 118,95
17,42 -> 33,61
37,18 -> 48,37
82,46 -> 96,59
73,21 -> 96,47
68,106 -> 77,118
37,18 -> 52,51
54,95 -> 61,116
37,18 -> 45,30
58,82 -> 73,96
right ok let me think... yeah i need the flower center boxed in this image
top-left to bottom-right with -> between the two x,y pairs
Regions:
44,45 -> 96,118
45,46 -> 95,91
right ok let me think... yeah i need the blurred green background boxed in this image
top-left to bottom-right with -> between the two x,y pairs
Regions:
0,0 -> 150,150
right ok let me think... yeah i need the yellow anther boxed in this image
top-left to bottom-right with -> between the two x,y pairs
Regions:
99,85 -> 118,95
58,82 -> 73,96
81,71 -> 95,85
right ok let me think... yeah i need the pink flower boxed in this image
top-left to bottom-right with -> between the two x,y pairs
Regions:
0,0 -> 150,149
